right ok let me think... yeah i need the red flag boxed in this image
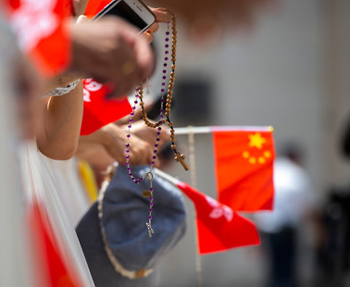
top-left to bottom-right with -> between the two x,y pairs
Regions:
213,127 -> 275,211
155,170 -> 260,255
81,79 -> 132,135
178,181 -> 260,255
28,201 -> 83,287
5,0 -> 73,76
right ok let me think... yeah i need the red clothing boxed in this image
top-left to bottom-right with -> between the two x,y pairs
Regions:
4,0 -> 73,76
5,0 -> 133,134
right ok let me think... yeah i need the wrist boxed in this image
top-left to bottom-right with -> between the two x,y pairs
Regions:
99,124 -> 119,149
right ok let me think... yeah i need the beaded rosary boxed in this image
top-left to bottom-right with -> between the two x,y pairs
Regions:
125,10 -> 189,237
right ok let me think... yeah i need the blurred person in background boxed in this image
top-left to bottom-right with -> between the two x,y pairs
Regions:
312,116 -> 350,287
255,143 -> 317,287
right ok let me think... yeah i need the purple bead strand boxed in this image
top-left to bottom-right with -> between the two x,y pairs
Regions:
125,19 -> 175,235
148,191 -> 154,219
125,97 -> 163,183
159,27 -> 171,122
125,91 -> 143,184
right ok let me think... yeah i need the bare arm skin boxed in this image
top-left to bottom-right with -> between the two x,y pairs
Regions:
36,82 -> 84,160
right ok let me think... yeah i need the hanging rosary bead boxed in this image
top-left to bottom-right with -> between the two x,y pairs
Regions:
125,10 -> 189,237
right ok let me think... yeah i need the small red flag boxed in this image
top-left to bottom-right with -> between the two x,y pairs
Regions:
213,127 -> 275,211
5,0 -> 73,76
177,181 -> 260,255
80,79 -> 132,135
155,170 -> 260,255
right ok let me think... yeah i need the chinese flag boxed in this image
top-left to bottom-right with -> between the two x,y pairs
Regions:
28,201 -> 83,287
80,79 -> 132,135
155,170 -> 260,255
5,0 -> 73,76
213,127 -> 275,211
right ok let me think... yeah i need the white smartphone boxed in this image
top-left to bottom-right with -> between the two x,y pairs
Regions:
93,0 -> 156,33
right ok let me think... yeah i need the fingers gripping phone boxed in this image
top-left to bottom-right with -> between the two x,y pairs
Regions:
93,0 -> 156,33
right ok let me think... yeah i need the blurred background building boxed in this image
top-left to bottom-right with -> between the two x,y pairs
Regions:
153,0 -> 350,286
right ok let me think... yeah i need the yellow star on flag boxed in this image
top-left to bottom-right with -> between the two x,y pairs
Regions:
249,133 -> 266,149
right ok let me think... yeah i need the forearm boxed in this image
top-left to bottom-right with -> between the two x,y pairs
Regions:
76,123 -> 153,166
76,138 -> 115,170
37,82 -> 84,160
77,125 -> 126,163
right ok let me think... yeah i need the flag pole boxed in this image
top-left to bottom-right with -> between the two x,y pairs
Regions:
154,135 -> 203,287
187,126 -> 203,287
174,126 -> 273,135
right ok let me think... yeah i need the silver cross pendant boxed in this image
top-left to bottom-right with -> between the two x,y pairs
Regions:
146,222 -> 154,237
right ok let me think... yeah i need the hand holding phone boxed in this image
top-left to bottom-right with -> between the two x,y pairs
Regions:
70,16 -> 155,96
93,0 -> 156,33
69,1 -> 174,96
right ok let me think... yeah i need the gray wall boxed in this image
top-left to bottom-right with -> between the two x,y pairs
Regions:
155,0 -> 350,286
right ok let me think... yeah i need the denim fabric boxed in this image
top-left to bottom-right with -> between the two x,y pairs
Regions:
76,165 -> 187,287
